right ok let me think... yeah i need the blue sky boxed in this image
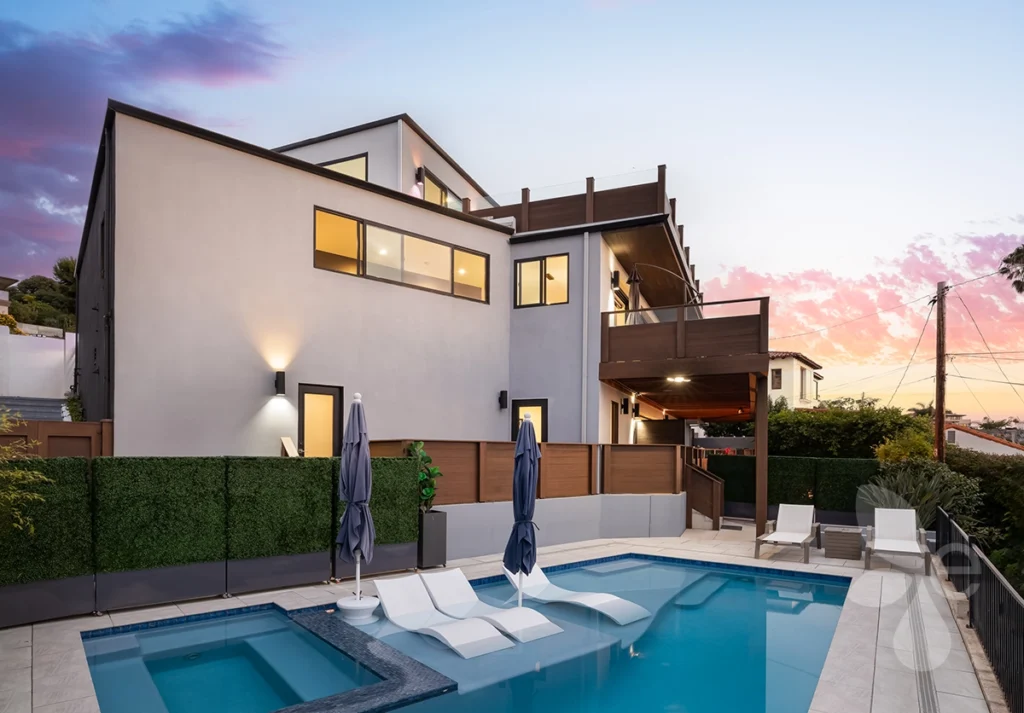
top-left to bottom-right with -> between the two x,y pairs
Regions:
2,0 -> 1023,415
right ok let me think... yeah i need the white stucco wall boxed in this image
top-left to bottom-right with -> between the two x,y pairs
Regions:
0,330 -> 74,398
400,121 -> 490,210
277,122 -> 400,190
946,428 -> 1024,456
113,114 -> 512,456
769,357 -> 819,408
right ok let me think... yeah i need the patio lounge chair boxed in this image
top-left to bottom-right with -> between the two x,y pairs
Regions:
373,574 -> 515,659
865,508 -> 931,575
502,566 -> 651,625
753,504 -> 819,564
420,569 -> 563,643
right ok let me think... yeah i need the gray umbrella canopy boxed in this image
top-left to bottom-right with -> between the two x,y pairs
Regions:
336,394 -> 375,565
625,265 -> 643,325
503,414 -> 540,580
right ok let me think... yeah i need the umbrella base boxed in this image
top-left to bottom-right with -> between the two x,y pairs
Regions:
336,595 -> 379,625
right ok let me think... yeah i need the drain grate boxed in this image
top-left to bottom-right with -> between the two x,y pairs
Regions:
906,577 -> 940,713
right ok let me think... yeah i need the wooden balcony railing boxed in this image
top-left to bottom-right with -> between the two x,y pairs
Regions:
601,297 -> 769,367
683,447 -> 723,530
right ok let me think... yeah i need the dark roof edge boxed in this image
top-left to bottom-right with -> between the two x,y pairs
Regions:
105,100 -> 512,233
76,110 -> 114,278
509,213 -> 669,244
273,112 -> 494,204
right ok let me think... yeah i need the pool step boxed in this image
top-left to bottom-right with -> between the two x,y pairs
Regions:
246,630 -> 364,701
673,574 -> 729,608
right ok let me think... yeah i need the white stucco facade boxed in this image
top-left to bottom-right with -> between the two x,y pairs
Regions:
111,115 -> 512,456
768,354 -> 822,408
945,426 -> 1024,456
0,329 -> 75,399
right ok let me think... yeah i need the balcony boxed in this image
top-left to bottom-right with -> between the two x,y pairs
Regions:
599,297 -> 770,421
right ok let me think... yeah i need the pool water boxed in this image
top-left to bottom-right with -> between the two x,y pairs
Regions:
84,610 -> 380,713
370,559 -> 849,713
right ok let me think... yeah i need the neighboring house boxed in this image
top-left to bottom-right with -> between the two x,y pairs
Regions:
0,276 -> 15,315
768,351 -> 822,408
946,411 -> 971,427
945,424 -> 1024,457
75,100 -> 769,457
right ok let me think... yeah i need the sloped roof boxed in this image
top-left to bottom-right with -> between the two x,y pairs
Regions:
946,423 -> 1024,453
768,351 -> 823,370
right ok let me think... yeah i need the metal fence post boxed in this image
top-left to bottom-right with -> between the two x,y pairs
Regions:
965,533 -> 974,629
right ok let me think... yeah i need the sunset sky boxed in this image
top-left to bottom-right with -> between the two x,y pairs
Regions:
2,1 -> 1022,419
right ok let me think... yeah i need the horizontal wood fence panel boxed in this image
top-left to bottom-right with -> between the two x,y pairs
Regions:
420,441 -> 479,505
0,420 -> 112,458
368,440 -> 409,458
480,442 -> 515,502
539,444 -> 594,498
607,322 -> 676,362
603,444 -> 679,494
684,315 -> 761,358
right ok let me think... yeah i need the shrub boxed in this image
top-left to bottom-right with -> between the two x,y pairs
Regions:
707,455 -> 755,503
769,407 -> 929,458
875,429 -> 933,462
0,458 -> 91,586
815,458 -> 879,512
339,457 -> 420,545
767,457 -> 815,505
93,457 -> 227,572
860,458 -> 981,530
0,313 -> 24,335
0,408 -> 50,533
407,442 -> 442,512
227,457 -> 334,560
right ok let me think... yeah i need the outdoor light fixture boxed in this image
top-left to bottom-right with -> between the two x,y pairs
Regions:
498,390 -> 508,410
632,403 -> 640,417
274,371 -> 286,397
611,270 -> 620,289
620,397 -> 630,414
666,376 -> 691,384
415,166 -> 425,186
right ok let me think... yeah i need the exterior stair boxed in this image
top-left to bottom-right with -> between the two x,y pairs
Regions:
0,396 -> 66,421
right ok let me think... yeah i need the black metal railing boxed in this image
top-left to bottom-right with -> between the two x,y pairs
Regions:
936,507 -> 1024,713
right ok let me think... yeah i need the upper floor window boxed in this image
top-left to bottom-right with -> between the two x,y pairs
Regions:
321,153 -> 367,181
419,168 -> 462,212
515,254 -> 569,308
799,367 -> 808,400
313,207 -> 488,303
770,368 -> 782,390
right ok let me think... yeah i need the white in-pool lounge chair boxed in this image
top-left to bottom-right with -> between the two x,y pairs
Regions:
420,569 -> 563,643
753,504 -> 819,563
502,566 -> 651,625
865,508 -> 931,575
372,574 -> 515,659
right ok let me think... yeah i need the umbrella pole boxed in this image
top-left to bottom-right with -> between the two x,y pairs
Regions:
355,549 -> 361,601
518,571 -> 523,608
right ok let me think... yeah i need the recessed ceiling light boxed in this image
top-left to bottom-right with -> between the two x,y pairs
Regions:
379,249 -> 388,256
667,376 -> 690,383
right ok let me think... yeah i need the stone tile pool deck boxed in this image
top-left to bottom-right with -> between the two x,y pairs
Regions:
0,525 -> 1005,713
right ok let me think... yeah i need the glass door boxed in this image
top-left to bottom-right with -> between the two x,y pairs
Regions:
511,399 -> 548,442
298,384 -> 343,457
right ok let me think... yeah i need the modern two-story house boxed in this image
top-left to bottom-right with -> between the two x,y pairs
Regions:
76,100 -> 770,488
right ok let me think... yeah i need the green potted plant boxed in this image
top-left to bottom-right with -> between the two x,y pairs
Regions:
408,441 -> 446,568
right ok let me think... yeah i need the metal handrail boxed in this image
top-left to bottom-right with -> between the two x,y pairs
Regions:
600,296 -> 768,316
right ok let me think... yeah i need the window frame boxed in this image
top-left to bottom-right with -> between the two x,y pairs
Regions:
422,167 -> 462,211
770,368 -> 782,390
318,152 -> 368,181
511,398 -> 549,442
514,253 -> 570,309
312,205 -> 490,304
799,367 -> 808,400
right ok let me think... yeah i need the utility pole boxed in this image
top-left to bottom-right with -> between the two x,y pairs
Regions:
935,281 -> 947,462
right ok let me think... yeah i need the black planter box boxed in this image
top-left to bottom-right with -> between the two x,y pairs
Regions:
334,542 -> 416,579
227,552 -> 331,595
0,575 -> 95,628
418,510 -> 447,569
95,561 -> 226,612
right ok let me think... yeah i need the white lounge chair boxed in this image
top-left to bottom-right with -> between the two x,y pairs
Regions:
754,504 -> 819,563
502,566 -> 651,625
372,574 -> 515,659
420,569 -> 563,643
865,508 -> 931,575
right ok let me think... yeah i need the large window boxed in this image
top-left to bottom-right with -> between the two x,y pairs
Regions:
422,169 -> 462,212
313,207 -> 488,302
321,153 -> 367,181
515,254 -> 569,308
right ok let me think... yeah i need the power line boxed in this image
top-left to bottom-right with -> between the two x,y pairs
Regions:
949,358 -> 990,418
818,358 -> 935,394
952,291 -> 1024,407
949,350 -> 1024,356
887,301 -> 935,406
770,270 -> 1000,342
949,374 -> 1024,388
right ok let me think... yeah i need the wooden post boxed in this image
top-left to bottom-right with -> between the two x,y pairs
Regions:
936,281 -> 947,462
100,419 -> 114,456
537,442 -> 548,498
683,447 -> 693,529
461,196 -> 471,212
585,177 -> 595,223
601,445 -> 610,494
669,197 -> 676,226
759,297 -> 770,353
589,444 -> 599,494
675,306 -> 687,358
673,445 -> 682,494
520,188 -> 530,232
755,375 -> 769,536
601,316 -> 610,362
656,164 -> 667,213
477,441 -> 487,503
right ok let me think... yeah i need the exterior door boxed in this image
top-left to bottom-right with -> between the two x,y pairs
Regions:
610,400 -> 620,444
511,399 -> 548,442
298,384 -> 343,457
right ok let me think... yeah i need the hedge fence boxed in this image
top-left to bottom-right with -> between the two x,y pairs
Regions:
706,455 -> 879,512
0,456 -> 419,587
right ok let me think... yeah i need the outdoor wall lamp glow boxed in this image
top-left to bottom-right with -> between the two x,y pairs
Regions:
667,376 -> 690,383
274,371 -> 286,397
632,403 -> 640,417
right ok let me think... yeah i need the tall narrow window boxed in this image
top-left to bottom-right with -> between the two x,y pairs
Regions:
515,254 -> 569,307
321,154 -> 367,181
314,209 -> 362,275
771,369 -> 782,390
800,367 -> 808,400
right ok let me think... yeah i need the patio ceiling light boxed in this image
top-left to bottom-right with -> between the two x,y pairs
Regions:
667,376 -> 690,383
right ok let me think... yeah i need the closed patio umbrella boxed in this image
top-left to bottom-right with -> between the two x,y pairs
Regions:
625,265 -> 643,325
336,393 -> 375,600
503,412 -> 541,608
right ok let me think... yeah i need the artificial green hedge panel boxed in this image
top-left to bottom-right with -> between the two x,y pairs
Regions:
338,457 -> 419,545
93,457 -> 227,573
0,458 -> 92,586
767,457 -> 816,506
227,457 -> 334,560
706,455 -> 755,504
814,458 -> 878,512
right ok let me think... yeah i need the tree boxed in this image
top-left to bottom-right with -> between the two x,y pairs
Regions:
1000,243 -> 1024,294
876,428 -> 933,462
978,417 -> 1010,433
702,397 -> 788,438
907,401 -> 935,418
8,256 -> 76,331
0,409 -> 50,534
818,396 -> 880,410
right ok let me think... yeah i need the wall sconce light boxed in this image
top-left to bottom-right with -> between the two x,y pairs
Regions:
274,371 -> 286,397
632,403 -> 640,417
620,397 -> 630,415
415,166 -> 425,186
611,270 -> 620,290
498,390 -> 508,410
